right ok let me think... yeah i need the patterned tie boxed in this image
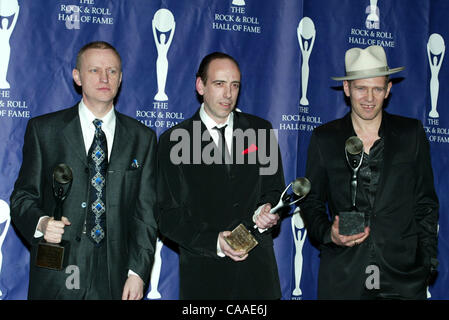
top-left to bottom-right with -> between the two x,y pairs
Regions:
87,119 -> 108,245
214,125 -> 231,172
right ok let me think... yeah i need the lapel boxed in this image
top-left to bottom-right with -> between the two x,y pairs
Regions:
232,110 -> 251,155
108,111 -> 133,170
372,112 -> 396,209
187,109 -> 251,173
339,113 -> 371,209
61,104 -> 87,166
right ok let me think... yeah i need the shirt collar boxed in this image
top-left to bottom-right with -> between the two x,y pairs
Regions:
79,99 -> 115,130
199,103 -> 234,131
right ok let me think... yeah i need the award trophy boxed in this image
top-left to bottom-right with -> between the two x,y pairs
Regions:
339,136 -> 365,236
36,164 -> 73,270
224,177 -> 311,253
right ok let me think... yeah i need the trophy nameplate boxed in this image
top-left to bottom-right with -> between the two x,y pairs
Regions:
225,224 -> 258,253
339,211 -> 365,236
36,240 -> 70,270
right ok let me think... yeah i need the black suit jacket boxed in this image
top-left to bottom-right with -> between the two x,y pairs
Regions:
10,104 -> 158,299
301,112 -> 439,299
157,109 -> 285,299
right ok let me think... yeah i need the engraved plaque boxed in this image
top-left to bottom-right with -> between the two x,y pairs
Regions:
36,241 -> 69,270
224,224 -> 258,253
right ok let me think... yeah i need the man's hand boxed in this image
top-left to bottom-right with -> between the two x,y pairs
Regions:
122,274 -> 144,300
39,216 -> 71,243
254,203 -> 280,230
330,215 -> 370,247
218,231 -> 248,262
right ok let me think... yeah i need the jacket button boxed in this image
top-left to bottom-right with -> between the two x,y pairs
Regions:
85,167 -> 89,174
81,202 -> 87,208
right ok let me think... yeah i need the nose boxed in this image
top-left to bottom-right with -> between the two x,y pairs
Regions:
366,88 -> 374,102
99,70 -> 109,83
223,84 -> 232,99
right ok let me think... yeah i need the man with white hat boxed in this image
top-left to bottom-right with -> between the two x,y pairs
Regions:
301,45 -> 439,299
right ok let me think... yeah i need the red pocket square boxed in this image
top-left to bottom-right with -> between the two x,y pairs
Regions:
242,144 -> 258,155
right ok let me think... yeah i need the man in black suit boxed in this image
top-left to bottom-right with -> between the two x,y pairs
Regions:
157,52 -> 285,299
301,45 -> 439,299
10,41 -> 158,299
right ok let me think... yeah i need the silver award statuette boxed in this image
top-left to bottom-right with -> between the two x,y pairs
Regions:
36,164 -> 73,270
270,177 -> 311,214
254,177 -> 311,233
339,136 -> 365,236
225,177 -> 311,253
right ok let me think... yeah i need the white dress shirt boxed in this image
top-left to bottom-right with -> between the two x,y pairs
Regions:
199,103 -> 234,152
198,104 -> 265,256
78,99 -> 115,159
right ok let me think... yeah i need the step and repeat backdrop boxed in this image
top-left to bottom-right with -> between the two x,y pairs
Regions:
0,0 -> 448,300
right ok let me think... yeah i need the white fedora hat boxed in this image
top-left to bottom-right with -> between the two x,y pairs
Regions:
331,45 -> 404,81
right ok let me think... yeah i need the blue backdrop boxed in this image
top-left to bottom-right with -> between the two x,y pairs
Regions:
0,0 -> 447,300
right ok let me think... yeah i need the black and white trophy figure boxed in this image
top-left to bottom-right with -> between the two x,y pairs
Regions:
339,136 -> 365,236
225,177 -> 311,253
265,177 -> 311,219
36,164 -> 73,270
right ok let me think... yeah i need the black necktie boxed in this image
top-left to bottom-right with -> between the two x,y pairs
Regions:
214,125 -> 231,172
87,119 -> 108,245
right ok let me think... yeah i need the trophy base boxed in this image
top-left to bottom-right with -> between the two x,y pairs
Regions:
36,240 -> 70,270
224,224 -> 258,253
338,211 -> 365,236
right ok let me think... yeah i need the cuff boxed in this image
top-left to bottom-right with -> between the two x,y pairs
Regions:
128,270 -> 142,280
252,205 -> 267,233
33,216 -> 49,238
217,236 -> 225,258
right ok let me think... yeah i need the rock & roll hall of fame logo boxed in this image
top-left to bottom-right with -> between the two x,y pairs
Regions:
365,0 -> 380,30
291,207 -> 306,299
427,33 -> 445,119
0,0 -> 20,89
152,8 -> 175,102
297,17 -> 315,106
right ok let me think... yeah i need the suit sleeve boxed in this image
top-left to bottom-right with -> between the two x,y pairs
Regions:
257,122 -> 286,219
127,130 -> 158,282
10,119 -> 48,245
414,122 -> 439,267
301,131 -> 333,245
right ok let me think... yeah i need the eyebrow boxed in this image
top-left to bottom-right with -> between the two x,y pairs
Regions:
211,79 -> 240,84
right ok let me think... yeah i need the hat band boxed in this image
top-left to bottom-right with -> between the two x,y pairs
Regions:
346,66 -> 389,77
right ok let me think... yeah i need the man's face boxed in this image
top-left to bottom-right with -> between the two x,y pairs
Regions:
343,76 -> 392,122
196,58 -> 241,124
72,48 -> 122,110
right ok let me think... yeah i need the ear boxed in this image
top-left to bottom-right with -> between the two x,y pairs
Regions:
72,69 -> 81,86
343,80 -> 350,97
195,77 -> 205,96
384,81 -> 393,99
